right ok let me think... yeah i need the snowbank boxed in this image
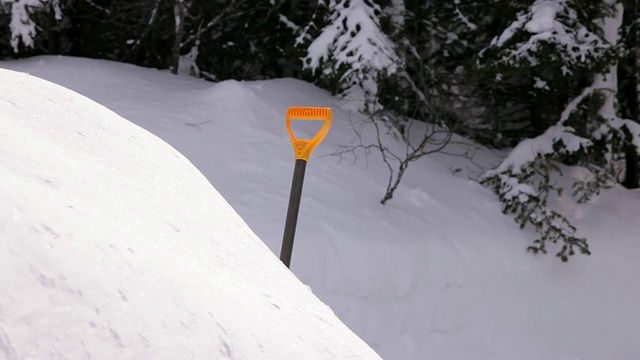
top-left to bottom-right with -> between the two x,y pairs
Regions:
0,68 -> 380,359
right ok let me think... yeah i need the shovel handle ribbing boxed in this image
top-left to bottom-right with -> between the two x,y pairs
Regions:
286,107 -> 332,161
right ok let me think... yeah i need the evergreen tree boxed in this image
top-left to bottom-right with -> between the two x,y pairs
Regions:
477,0 -> 613,145
481,0 -> 640,260
378,0 -> 491,133
194,0 -> 301,81
298,0 -> 400,112
618,0 -> 640,188
0,0 -> 65,56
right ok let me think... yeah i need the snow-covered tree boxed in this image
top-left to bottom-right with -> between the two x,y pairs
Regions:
484,0 -> 611,71
379,1 -> 489,129
326,1 -> 486,204
618,0 -> 640,188
477,0 -> 615,143
481,0 -> 640,261
1,0 -> 62,53
299,0 -> 400,112
169,0 -> 189,74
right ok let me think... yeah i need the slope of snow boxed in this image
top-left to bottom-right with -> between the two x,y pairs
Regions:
0,68 -> 381,359
2,57 -> 640,360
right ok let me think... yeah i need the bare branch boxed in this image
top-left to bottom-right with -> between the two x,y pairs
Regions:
185,120 -> 213,130
85,0 -> 110,14
332,110 -> 462,204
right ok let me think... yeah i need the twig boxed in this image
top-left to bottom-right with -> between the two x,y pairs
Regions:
185,119 -> 213,130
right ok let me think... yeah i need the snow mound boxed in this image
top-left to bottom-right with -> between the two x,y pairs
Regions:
4,56 -> 640,360
0,68 -> 380,360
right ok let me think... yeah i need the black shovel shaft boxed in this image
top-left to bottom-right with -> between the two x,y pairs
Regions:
280,159 -> 308,268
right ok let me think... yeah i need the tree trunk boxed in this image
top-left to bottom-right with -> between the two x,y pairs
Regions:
622,0 -> 639,188
623,152 -> 638,188
170,1 -> 187,75
593,1 -> 626,186
594,1 -> 622,120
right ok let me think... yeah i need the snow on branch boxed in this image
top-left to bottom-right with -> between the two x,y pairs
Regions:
484,125 -> 590,177
596,117 -> 640,152
486,0 -> 610,70
454,5 -> 477,31
480,85 -> 599,261
302,0 -> 400,111
2,0 -> 62,52
559,84 -> 598,122
304,0 -> 397,73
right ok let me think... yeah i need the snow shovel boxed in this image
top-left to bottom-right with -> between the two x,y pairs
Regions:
280,107 -> 332,268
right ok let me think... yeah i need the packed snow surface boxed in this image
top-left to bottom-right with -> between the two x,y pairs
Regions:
0,68 -> 381,359
2,57 -> 640,360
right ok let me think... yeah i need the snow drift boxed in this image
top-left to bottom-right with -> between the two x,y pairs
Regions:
0,68 -> 380,359
3,57 -> 640,360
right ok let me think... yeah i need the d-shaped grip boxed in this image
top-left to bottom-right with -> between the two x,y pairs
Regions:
286,107 -> 332,161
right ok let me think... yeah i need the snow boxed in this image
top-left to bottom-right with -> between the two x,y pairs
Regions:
0,68 -> 380,359
492,13 -> 527,47
2,56 -> 640,360
454,5 -> 477,31
524,1 -> 558,34
485,125 -> 590,176
305,1 -> 397,72
388,0 -> 405,28
533,77 -> 549,90
6,0 -> 38,51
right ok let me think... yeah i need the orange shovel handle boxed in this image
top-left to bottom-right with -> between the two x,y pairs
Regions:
286,107 -> 332,161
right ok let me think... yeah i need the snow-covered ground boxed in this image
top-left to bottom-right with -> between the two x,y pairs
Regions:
0,67 -> 380,359
2,56 -> 640,360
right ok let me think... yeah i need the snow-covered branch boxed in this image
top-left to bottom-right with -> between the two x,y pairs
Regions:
484,125 -> 591,178
486,0 -> 611,70
302,0 -> 400,112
